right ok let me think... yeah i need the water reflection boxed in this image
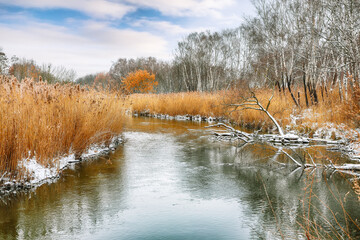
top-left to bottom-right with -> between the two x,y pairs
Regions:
174,126 -> 360,239
0,117 -> 358,239
0,147 -> 127,240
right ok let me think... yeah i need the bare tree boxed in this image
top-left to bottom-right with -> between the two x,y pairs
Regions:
0,47 -> 9,75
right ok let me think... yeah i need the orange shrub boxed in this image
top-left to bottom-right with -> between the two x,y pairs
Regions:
122,70 -> 157,93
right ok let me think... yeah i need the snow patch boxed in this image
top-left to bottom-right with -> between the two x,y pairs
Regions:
18,136 -> 122,186
20,154 -> 75,184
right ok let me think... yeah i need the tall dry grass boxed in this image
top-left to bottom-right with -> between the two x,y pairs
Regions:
129,92 -> 227,117
0,75 -> 123,178
128,87 -> 359,133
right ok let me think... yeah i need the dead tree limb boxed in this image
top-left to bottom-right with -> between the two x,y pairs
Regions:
206,123 -> 252,142
275,147 -> 302,167
228,91 -> 285,136
0,172 -> 7,182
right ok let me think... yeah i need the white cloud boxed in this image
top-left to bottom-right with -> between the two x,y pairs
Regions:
130,19 -> 203,36
0,0 -> 135,19
0,20 -> 170,76
125,0 -> 253,34
125,0 -> 234,17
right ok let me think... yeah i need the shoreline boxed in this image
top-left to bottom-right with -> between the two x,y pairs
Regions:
0,136 -> 123,197
2,111 -> 359,198
132,110 -> 360,160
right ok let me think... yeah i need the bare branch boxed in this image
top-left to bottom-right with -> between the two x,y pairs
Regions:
206,123 -> 252,140
274,147 -> 302,167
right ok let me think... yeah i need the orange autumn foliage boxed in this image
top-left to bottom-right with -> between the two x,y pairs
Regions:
122,70 -> 157,93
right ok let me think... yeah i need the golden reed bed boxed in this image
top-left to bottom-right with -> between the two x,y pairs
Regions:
0,75 -> 123,178
128,88 -> 358,133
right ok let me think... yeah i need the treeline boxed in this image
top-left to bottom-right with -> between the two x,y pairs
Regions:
1,0 -> 359,104
0,48 -> 76,83
93,0 -> 359,105
243,0 -> 360,107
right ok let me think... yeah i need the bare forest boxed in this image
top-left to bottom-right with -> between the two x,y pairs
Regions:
95,0 -> 360,103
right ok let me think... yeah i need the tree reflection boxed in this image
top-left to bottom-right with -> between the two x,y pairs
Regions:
178,137 -> 360,239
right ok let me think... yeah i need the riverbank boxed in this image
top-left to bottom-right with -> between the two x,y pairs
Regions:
0,136 -> 123,196
0,75 -> 124,191
2,119 -> 359,239
131,89 -> 358,126
127,90 -> 360,157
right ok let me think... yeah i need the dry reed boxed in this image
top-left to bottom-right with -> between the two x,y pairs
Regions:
297,172 -> 360,239
129,92 -> 227,117
0,75 -> 123,179
128,87 -> 358,134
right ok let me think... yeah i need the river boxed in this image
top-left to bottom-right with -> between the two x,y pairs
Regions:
0,117 -> 359,239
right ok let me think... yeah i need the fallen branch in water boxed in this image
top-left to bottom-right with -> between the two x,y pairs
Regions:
208,89 -> 356,174
225,90 -> 347,146
206,122 -> 345,146
0,172 -> 7,182
272,148 -> 360,173
206,122 -> 360,175
205,123 -> 252,142
275,147 -> 302,167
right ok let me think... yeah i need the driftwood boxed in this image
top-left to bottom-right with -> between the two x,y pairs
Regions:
0,172 -> 7,182
206,122 -> 343,146
207,90 -> 360,174
206,122 -> 360,174
224,91 -> 346,145
205,123 -> 252,142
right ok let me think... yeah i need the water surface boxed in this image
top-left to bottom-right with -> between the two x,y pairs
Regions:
0,117 -> 359,239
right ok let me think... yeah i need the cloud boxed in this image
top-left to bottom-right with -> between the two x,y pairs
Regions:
0,0 -> 255,77
0,20 -> 170,76
0,0 -> 238,19
0,0 -> 136,19
125,0 -> 252,34
130,19 -> 203,36
125,0 -> 234,17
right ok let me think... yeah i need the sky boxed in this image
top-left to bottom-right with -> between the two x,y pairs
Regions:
0,0 -> 254,77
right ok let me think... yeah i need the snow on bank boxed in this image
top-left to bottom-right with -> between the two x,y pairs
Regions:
20,154 -> 75,185
132,109 -> 227,123
289,108 -> 359,140
0,136 -> 123,195
288,109 -> 360,161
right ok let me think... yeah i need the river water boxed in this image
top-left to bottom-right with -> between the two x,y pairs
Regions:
0,117 -> 359,239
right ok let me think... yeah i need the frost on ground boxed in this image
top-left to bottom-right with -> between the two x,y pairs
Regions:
289,109 -> 360,160
290,109 -> 359,139
17,136 -> 123,186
